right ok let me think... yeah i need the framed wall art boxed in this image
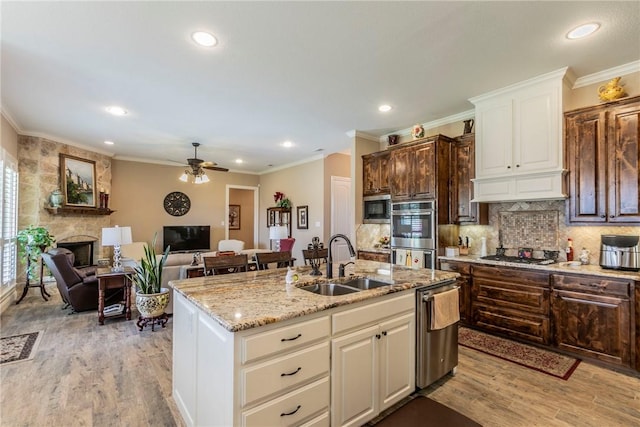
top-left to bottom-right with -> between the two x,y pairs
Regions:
297,205 -> 308,229
229,205 -> 241,230
60,154 -> 97,208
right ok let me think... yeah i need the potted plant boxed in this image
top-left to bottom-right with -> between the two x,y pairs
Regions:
131,234 -> 171,318
17,225 -> 56,281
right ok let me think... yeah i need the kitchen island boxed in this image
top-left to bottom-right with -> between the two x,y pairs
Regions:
169,260 -> 458,427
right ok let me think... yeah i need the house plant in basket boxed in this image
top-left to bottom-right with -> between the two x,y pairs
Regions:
131,234 -> 170,329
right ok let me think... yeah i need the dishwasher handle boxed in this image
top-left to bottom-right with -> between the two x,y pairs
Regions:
421,285 -> 460,302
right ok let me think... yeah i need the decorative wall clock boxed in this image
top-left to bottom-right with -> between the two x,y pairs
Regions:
164,191 -> 191,216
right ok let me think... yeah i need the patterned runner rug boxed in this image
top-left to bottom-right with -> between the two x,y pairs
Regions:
0,331 -> 43,366
459,327 -> 580,380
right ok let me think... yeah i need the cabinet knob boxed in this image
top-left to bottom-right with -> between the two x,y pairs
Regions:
382,331 -> 387,336
375,334 -> 381,339
601,215 -> 606,218
507,165 -> 511,169
610,215 -> 614,218
516,164 -> 520,168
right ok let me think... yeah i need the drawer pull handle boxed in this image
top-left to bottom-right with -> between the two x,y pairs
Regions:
281,367 -> 302,377
281,333 -> 302,342
281,405 -> 301,417
583,282 -> 607,289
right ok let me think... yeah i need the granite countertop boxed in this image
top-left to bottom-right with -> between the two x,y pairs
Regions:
169,260 -> 458,333
439,255 -> 640,281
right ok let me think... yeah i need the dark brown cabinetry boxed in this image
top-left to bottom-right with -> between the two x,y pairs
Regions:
450,134 -> 488,225
362,151 -> 390,196
471,265 -> 550,344
357,250 -> 390,263
566,96 -> 640,223
551,274 -> 633,368
439,260 -> 471,324
390,135 -> 452,223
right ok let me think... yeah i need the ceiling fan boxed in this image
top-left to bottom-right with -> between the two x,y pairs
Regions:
178,142 -> 228,184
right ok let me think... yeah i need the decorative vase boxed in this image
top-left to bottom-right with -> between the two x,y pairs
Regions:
411,124 -> 424,139
49,189 -> 63,207
463,119 -> 475,134
135,288 -> 170,318
598,77 -> 626,102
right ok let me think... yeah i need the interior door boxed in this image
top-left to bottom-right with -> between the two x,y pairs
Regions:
331,176 -> 353,262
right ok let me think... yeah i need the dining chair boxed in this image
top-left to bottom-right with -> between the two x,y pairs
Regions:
203,254 -> 249,275
255,251 -> 294,270
302,248 -> 328,265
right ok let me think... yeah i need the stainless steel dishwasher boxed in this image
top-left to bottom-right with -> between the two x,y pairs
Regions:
416,280 -> 459,388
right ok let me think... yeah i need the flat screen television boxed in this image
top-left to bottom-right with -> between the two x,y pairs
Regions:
163,225 -> 211,252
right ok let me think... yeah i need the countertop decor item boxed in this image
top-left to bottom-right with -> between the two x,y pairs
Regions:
598,77 -> 626,102
48,189 -> 63,208
411,124 -> 424,139
463,118 -> 474,134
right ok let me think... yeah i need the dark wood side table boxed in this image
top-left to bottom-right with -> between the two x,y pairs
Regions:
96,267 -> 134,325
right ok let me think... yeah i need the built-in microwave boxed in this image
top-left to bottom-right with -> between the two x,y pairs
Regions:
363,194 -> 391,224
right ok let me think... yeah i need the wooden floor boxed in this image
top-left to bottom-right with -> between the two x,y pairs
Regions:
1,283 -> 639,427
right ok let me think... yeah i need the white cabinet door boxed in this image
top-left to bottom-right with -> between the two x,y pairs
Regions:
475,97 -> 513,178
378,313 -> 415,412
172,293 -> 197,427
514,85 -> 561,173
331,324 -> 378,427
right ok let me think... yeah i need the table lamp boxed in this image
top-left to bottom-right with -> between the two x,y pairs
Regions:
101,225 -> 133,271
269,225 -> 288,252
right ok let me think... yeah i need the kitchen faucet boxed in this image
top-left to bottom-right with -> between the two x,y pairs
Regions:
326,234 -> 356,279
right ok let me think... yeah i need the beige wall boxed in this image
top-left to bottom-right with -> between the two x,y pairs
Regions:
229,188 -> 255,246
259,158 -> 325,263
111,159 -> 259,251
1,115 -> 19,157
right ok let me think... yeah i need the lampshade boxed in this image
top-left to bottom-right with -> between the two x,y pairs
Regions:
101,226 -> 133,246
179,169 -> 209,184
269,225 -> 288,240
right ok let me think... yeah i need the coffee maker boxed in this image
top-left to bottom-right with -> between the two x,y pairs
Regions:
599,235 -> 640,271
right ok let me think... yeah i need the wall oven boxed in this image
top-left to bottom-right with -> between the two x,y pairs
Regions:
363,194 -> 391,224
391,200 -> 436,269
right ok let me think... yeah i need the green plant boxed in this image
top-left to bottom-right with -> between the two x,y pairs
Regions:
17,225 -> 56,281
131,234 -> 170,294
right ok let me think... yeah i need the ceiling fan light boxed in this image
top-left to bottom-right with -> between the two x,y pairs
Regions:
179,172 -> 189,182
200,174 -> 210,183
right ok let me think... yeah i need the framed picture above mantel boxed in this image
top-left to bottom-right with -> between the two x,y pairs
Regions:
60,154 -> 97,208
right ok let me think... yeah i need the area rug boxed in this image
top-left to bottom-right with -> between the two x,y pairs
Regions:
0,331 -> 43,366
368,395 -> 482,426
459,327 -> 580,380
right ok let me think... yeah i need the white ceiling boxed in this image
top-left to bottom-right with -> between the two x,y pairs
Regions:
2,1 -> 639,174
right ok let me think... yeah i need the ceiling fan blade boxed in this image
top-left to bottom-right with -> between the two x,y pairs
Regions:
200,161 -> 217,167
203,165 -> 229,172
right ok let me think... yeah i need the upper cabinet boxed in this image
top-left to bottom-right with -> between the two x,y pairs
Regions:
470,67 -> 568,202
450,134 -> 488,225
362,151 -> 390,196
566,95 -> 640,224
390,135 -> 452,224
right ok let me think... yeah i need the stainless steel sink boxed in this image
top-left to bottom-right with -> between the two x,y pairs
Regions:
299,283 -> 361,296
339,277 -> 391,290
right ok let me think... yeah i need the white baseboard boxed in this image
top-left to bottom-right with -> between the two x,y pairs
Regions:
0,284 -> 16,314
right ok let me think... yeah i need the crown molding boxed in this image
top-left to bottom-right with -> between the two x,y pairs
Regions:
380,109 -> 475,141
572,60 -> 640,88
1,109 -> 21,133
258,153 -> 326,175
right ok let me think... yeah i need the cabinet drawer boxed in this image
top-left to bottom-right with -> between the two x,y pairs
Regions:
241,315 -> 330,364
473,303 -> 549,344
473,265 -> 548,286
474,278 -> 549,314
241,342 -> 329,407
551,274 -> 631,298
241,377 -> 329,427
332,292 -> 414,335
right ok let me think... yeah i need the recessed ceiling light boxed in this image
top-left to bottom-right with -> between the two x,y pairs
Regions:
106,106 -> 127,116
191,31 -> 218,47
235,159 -> 243,164
378,104 -> 392,112
104,140 -> 115,145
566,23 -> 600,39
281,141 -> 293,148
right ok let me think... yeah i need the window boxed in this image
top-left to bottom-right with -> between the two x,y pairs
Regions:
0,149 -> 18,288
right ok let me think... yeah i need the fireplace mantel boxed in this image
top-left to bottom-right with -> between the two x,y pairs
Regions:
45,207 -> 115,216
